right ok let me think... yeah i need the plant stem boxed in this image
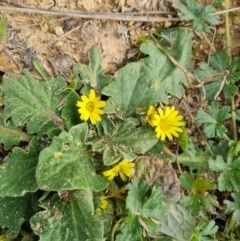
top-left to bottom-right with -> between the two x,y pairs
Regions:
110,217 -> 126,241
20,229 -> 32,239
223,0 -> 237,141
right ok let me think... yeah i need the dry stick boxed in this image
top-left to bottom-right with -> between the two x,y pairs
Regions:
151,35 -> 196,86
209,6 -> 240,15
214,70 -> 229,100
223,0 -> 237,142
194,72 -> 226,88
0,6 -> 181,22
39,25 -> 81,52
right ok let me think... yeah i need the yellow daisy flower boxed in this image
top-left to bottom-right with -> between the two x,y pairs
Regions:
0,236 -> 5,241
76,89 -> 106,125
103,160 -> 135,182
96,195 -> 109,212
146,105 -> 158,127
152,106 -> 184,141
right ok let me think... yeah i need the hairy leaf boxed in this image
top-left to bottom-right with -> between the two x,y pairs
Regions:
126,179 -> 167,233
2,69 -> 67,134
224,192 -> 240,222
73,47 -> 113,92
196,101 -> 231,138
0,112 -> 32,150
61,90 -> 80,130
209,155 -> 240,191
31,191 -> 108,241
158,203 -> 195,241
194,52 -> 239,100
92,120 -> 158,165
0,137 -> 39,197
0,194 -> 37,233
103,29 -> 192,116
36,123 -> 108,192
172,0 -> 219,32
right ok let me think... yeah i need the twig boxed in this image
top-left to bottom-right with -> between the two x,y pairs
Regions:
194,72 -> 226,88
223,0 -> 237,141
0,6 -> 181,22
209,6 -> 240,15
39,25 -> 81,52
151,34 -> 196,86
214,70 -> 229,100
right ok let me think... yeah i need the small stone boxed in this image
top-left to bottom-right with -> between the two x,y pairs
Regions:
54,26 -> 64,37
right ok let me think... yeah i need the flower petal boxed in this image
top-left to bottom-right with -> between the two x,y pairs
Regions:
81,95 -> 89,102
95,101 -> 106,108
89,89 -> 96,101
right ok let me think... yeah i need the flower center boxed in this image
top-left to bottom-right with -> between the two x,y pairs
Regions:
159,119 -> 170,131
86,102 -> 94,112
112,165 -> 121,175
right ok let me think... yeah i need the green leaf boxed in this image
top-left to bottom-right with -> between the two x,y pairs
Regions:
2,70 -> 67,134
178,148 -> 211,173
32,60 -> 49,81
179,172 -> 195,190
192,218 -> 218,241
209,155 -> 240,191
224,192 -> 240,220
0,193 -> 37,233
209,51 -> 227,72
103,29 -> 192,115
172,0 -> 219,33
0,16 -> 8,42
115,215 -> 143,241
102,62 -> 159,116
92,120 -> 158,165
196,101 -> 231,138
0,113 -> 32,150
127,179 -> 167,220
73,47 -> 113,92
208,155 -> 228,172
194,52 -> 239,100
36,123 -> 108,192
158,204 -> 195,241
31,191 -> 108,241
0,137 -> 39,197
61,90 -> 80,130
178,131 -> 196,159
144,28 -> 192,87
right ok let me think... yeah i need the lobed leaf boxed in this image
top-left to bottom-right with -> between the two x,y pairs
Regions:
0,137 -> 39,197
73,47 -> 113,92
2,69 -> 67,134
172,0 -> 219,33
92,120 -> 158,165
103,29 -> 192,116
0,112 -> 32,150
0,193 -> 37,233
36,123 -> 108,192
158,204 -> 195,241
31,191 -> 108,241
61,90 -> 80,130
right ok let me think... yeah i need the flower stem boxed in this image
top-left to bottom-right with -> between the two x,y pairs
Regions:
20,229 -> 32,239
223,0 -> 237,141
110,217 -> 126,241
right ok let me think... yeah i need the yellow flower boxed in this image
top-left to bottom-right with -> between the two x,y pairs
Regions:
152,106 -> 184,141
146,105 -> 158,127
96,195 -> 109,212
0,236 -> 5,241
103,160 -> 135,182
76,89 -> 106,125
